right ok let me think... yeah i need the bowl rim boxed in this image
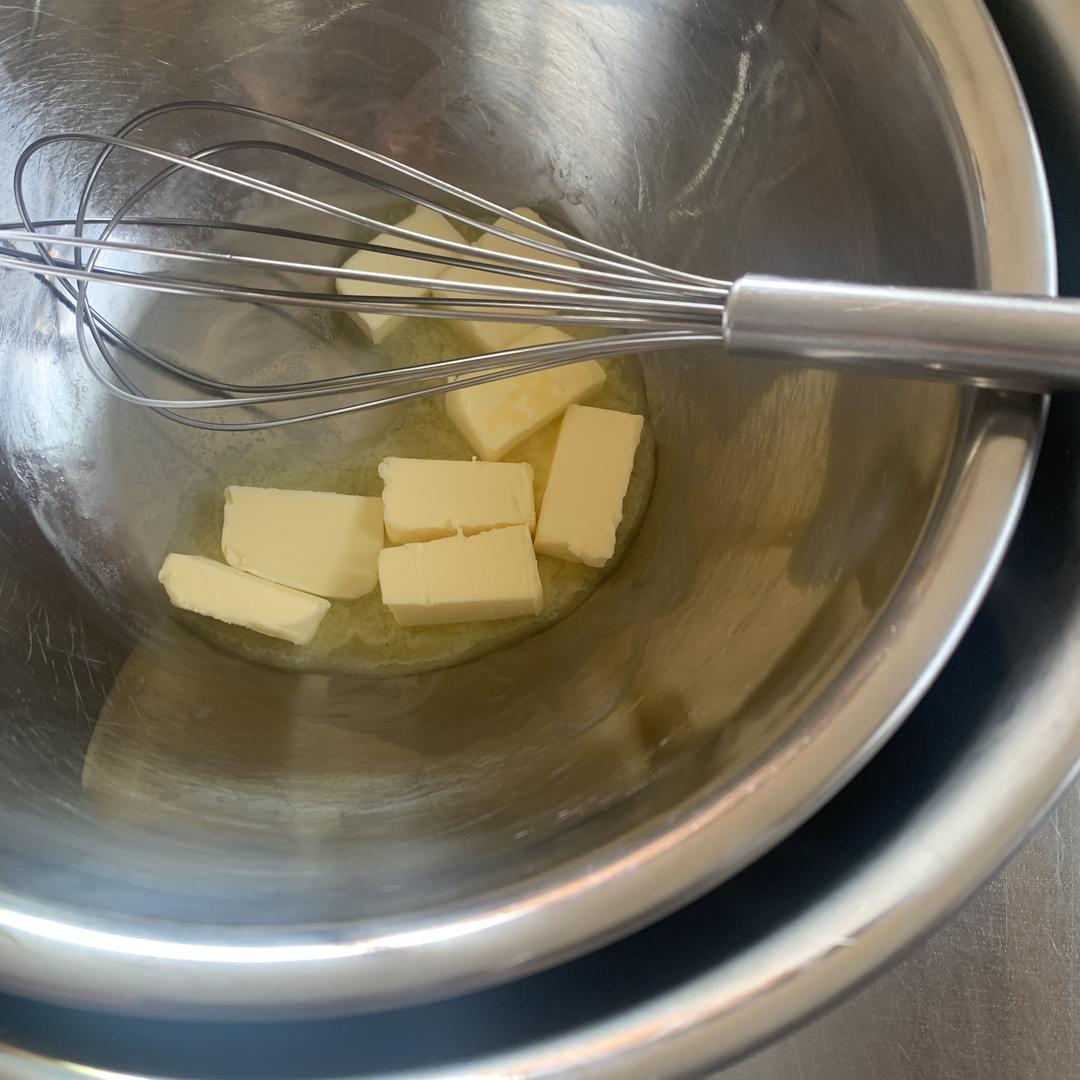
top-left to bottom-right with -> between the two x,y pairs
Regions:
0,0 -> 1056,1024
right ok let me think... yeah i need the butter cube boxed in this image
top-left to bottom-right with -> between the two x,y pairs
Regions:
158,554 -> 330,645
222,486 -> 383,599
445,325 -> 606,460
436,208 -> 578,352
379,457 -> 535,543
336,205 -> 467,342
534,405 -> 644,567
378,525 -> 543,626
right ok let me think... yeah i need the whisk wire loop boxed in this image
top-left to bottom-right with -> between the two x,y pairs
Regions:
0,100 -> 729,429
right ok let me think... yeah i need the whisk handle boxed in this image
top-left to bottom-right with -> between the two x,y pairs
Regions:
723,274 -> 1080,391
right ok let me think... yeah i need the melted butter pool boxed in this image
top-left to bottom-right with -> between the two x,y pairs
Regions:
169,313 -> 655,675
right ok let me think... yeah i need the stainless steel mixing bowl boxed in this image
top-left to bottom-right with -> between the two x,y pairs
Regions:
0,0 -> 1051,1017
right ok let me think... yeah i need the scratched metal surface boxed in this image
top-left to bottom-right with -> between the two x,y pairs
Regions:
718,790 -> 1080,1079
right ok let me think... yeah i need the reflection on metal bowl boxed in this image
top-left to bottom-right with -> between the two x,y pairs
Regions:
0,0 -> 1051,1018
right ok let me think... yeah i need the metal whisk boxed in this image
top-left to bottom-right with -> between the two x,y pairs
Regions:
2,99 -> 1080,431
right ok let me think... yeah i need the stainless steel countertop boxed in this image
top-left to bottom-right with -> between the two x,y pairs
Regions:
722,788 -> 1080,1078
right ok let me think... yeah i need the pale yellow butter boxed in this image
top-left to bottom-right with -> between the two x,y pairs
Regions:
158,554 -> 330,645
534,405 -> 644,568
445,325 -> 606,460
336,205 -> 467,342
222,486 -> 383,599
378,525 -> 543,626
379,457 -> 535,543
436,208 -> 578,352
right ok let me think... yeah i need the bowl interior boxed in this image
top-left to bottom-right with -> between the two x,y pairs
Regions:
0,1 -> 969,940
